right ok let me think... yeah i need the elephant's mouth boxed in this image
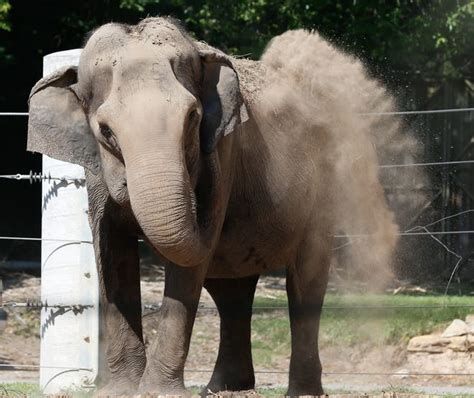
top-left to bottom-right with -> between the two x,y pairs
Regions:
108,175 -> 130,207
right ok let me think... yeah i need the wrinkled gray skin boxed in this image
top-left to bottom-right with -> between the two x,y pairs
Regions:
27,18 -> 376,396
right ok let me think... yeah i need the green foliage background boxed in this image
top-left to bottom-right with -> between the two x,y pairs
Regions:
0,0 -> 473,111
0,1 -> 473,82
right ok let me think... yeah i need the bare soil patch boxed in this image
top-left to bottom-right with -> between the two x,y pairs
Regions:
1,272 -> 473,392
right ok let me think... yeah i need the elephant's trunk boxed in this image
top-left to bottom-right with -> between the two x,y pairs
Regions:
125,147 -> 212,267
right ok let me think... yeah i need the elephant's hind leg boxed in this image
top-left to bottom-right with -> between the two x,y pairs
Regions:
286,233 -> 331,397
203,275 -> 259,395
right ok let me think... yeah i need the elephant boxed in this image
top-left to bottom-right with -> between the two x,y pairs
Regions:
27,17 -> 402,396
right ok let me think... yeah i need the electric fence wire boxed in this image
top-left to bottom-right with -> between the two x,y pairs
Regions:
2,106 -> 474,117
0,363 -> 473,377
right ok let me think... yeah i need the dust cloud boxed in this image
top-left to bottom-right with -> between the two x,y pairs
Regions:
257,30 -> 427,290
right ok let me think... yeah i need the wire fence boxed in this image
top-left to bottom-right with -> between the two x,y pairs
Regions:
2,106 -> 474,117
2,300 -> 474,312
1,106 -> 474,384
0,171 -> 85,184
1,363 -> 473,377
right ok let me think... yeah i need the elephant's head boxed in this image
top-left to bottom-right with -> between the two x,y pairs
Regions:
27,18 -> 248,266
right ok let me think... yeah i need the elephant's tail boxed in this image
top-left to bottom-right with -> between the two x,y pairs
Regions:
260,29 -> 428,288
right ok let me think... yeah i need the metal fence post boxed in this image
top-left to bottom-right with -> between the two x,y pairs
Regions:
39,50 -> 99,393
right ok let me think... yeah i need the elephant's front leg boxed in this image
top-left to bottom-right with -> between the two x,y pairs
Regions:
96,231 -> 146,394
138,262 -> 207,395
86,175 -> 146,396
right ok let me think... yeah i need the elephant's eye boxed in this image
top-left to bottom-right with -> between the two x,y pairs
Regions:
98,123 -> 121,156
99,124 -> 113,139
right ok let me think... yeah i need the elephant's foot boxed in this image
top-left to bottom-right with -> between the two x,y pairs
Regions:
138,376 -> 191,397
95,379 -> 140,397
137,385 -> 191,397
203,370 -> 255,396
286,380 -> 324,397
286,362 -> 324,397
285,359 -> 325,396
286,388 -> 324,397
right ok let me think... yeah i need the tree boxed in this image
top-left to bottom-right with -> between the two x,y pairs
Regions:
118,0 -> 474,79
0,0 -> 10,31
1,0 -> 473,83
0,0 -> 11,65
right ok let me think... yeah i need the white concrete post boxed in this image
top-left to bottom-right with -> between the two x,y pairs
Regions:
39,50 -> 99,394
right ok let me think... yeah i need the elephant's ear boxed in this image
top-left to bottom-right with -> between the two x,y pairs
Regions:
27,65 -> 101,174
199,51 -> 249,154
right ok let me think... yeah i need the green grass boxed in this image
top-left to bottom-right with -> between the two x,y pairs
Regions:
0,383 -> 95,397
0,382 -> 40,397
251,293 -> 474,366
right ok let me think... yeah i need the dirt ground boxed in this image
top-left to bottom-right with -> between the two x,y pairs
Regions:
1,271 -> 473,394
